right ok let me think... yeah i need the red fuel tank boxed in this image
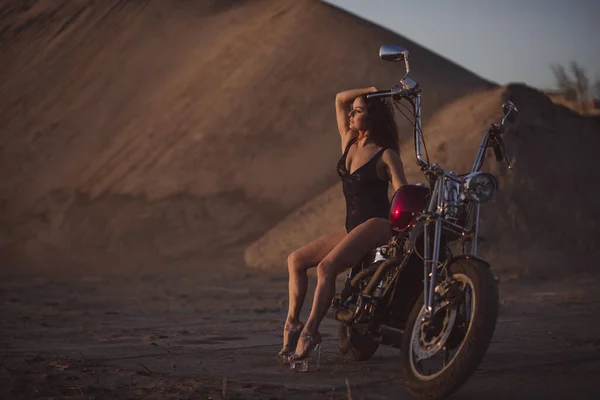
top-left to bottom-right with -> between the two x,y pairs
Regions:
389,184 -> 430,232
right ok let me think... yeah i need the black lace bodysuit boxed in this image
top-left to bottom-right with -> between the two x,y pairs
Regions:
337,138 -> 390,233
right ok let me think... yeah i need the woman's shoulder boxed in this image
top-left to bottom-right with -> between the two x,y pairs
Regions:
381,147 -> 400,157
381,148 -> 403,164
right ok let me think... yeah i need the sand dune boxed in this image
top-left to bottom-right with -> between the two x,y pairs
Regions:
0,0 -> 494,273
245,84 -> 600,277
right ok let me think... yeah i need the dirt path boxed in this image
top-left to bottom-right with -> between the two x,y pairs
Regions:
1,270 -> 599,399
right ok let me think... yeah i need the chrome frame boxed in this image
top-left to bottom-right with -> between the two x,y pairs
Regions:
414,94 -> 428,169
392,53 -> 517,321
414,108 -> 515,320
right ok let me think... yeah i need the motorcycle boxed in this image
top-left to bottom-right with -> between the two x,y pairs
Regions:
328,45 -> 519,400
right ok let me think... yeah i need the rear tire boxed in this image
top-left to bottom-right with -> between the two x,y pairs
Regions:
338,322 -> 380,361
401,258 -> 499,400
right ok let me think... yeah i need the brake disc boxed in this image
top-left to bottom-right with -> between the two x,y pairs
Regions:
412,305 -> 457,361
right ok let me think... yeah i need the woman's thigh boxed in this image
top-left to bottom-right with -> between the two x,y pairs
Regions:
322,218 -> 391,275
289,227 -> 347,271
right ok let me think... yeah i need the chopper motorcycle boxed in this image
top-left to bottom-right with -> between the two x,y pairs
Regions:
328,45 -> 519,400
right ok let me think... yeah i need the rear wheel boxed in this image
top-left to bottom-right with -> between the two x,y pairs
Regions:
336,260 -> 383,361
401,259 -> 499,400
338,322 -> 380,361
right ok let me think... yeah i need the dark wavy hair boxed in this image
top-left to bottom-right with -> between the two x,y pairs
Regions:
362,96 -> 400,153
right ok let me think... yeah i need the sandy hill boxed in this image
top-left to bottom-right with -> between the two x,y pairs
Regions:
0,0 -> 495,274
245,84 -> 600,278
546,93 -> 600,116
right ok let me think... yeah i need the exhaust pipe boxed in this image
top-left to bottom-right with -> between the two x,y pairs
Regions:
379,324 -> 404,349
326,307 -> 355,323
324,309 -> 404,349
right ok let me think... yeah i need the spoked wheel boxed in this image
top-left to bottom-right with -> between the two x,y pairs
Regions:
401,259 -> 498,400
409,274 -> 471,379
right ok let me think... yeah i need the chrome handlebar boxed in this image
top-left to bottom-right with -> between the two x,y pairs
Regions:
371,42 -> 519,173
365,86 -> 417,101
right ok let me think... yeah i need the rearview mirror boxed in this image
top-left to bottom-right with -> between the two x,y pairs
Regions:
379,44 -> 411,81
379,45 -> 409,62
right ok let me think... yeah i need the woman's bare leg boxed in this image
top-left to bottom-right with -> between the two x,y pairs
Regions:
296,218 -> 391,351
285,227 -> 347,330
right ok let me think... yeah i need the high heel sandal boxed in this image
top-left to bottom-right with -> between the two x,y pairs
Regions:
288,332 -> 322,372
278,323 -> 304,359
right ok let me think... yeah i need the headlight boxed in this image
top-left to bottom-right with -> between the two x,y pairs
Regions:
464,172 -> 497,203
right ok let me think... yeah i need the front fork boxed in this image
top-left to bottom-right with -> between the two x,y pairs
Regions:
422,177 -> 443,321
421,172 -> 470,322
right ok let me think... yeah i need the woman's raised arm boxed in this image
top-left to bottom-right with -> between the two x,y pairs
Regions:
335,87 -> 377,150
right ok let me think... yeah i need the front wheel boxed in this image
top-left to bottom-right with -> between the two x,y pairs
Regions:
401,258 -> 499,400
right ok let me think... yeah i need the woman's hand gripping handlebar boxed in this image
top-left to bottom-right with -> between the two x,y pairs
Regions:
366,85 -> 414,101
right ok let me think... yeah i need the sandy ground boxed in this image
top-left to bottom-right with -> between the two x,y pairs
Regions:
2,259 -> 600,400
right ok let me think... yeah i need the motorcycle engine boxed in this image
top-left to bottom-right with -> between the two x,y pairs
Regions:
362,245 -> 393,268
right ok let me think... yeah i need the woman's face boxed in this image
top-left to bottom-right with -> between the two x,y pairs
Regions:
348,97 -> 369,131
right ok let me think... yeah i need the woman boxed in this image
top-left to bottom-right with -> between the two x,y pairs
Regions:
280,86 -> 409,362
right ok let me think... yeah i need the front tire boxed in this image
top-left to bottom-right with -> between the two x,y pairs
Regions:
401,258 -> 499,400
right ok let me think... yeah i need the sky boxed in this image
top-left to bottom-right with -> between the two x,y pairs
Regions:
322,0 -> 600,91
